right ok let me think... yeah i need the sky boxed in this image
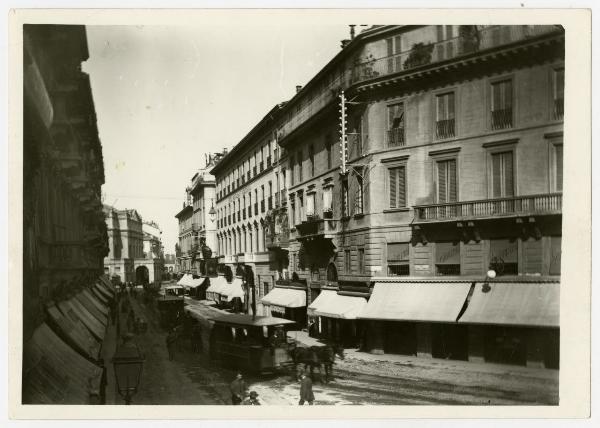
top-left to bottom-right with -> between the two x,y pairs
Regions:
82,24 -> 349,253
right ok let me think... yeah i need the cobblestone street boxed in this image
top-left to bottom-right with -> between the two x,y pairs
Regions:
105,294 -> 558,406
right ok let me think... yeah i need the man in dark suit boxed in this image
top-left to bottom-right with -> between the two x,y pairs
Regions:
230,373 -> 247,405
299,372 -> 315,405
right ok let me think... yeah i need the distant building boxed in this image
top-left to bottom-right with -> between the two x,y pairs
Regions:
103,205 -> 163,284
175,154 -> 220,276
164,253 -> 177,275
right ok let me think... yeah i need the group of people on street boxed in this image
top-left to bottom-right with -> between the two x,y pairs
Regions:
229,372 -> 315,406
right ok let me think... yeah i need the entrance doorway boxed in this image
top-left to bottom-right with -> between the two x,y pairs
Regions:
135,265 -> 149,285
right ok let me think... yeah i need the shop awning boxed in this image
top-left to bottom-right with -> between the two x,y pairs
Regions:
205,276 -> 229,302
308,290 -> 367,319
358,282 -> 472,322
91,286 -> 110,305
94,282 -> 113,300
58,299 -> 106,341
74,293 -> 107,326
221,278 -> 245,302
82,289 -> 109,315
22,323 -> 103,404
458,282 -> 559,327
261,287 -> 306,308
98,275 -> 115,293
177,274 -> 194,286
46,304 -> 101,360
185,277 -> 206,289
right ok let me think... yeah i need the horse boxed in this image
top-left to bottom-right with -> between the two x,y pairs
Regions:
288,343 -> 345,383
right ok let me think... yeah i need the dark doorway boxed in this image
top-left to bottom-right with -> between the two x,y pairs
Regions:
543,328 -> 560,369
431,324 -> 469,360
484,326 -> 527,366
383,321 -> 417,355
135,265 -> 149,285
326,263 -> 338,282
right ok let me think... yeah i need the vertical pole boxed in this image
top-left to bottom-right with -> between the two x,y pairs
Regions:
339,91 -> 347,175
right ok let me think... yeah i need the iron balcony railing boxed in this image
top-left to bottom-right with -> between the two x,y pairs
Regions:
435,118 -> 456,139
296,217 -> 339,238
491,108 -> 513,130
387,127 -> 405,147
413,193 -> 562,222
351,25 -> 561,85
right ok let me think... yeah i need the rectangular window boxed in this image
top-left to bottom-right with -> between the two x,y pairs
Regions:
489,239 -> 518,275
387,243 -> 409,276
355,174 -> 364,215
309,145 -> 315,177
555,144 -> 563,192
437,159 -> 457,203
553,68 -> 564,120
289,155 -> 295,186
387,103 -> 405,147
341,179 -> 349,217
344,249 -> 352,273
388,166 -> 407,209
358,248 -> 365,274
549,236 -> 561,275
290,199 -> 296,226
491,151 -> 514,198
435,242 -> 461,275
325,135 -> 332,169
323,187 -> 333,217
306,193 -> 315,218
298,151 -> 303,182
490,79 -> 513,130
435,92 -> 456,139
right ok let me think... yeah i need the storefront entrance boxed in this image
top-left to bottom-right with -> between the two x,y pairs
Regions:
431,324 -> 469,361
383,321 -> 417,355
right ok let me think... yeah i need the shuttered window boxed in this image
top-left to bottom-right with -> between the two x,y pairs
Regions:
491,151 -> 514,198
437,159 -> 457,203
389,166 -> 407,208
491,79 -> 513,129
387,243 -> 409,276
555,145 -> 563,192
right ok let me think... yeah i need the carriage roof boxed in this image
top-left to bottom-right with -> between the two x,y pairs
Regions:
209,313 -> 296,328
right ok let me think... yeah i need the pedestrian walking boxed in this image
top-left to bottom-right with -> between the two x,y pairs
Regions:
229,372 -> 247,405
242,391 -> 261,405
299,372 -> 315,405
166,328 -> 177,361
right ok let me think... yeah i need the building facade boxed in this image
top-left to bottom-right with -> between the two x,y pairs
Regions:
23,24 -> 108,341
103,206 -> 143,282
211,105 -> 284,314
22,24 -> 110,404
189,161 -> 218,275
142,220 -> 164,283
276,25 -> 563,368
207,25 -> 563,369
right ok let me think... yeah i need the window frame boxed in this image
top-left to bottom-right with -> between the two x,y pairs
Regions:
386,242 -> 410,277
386,100 -> 406,147
387,163 -> 408,210
488,75 -> 516,131
552,65 -> 565,121
433,89 -> 458,141
484,140 -> 518,199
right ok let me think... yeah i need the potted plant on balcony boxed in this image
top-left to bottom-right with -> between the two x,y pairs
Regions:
323,208 -> 333,219
403,42 -> 434,70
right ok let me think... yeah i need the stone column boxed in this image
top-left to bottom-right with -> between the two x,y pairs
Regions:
367,320 -> 384,355
416,323 -> 433,358
258,224 -> 265,252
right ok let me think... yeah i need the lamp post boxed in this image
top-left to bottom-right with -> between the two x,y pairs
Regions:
482,268 -> 496,293
112,333 -> 145,405
209,199 -> 216,223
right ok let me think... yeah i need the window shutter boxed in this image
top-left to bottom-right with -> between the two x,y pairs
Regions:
492,153 -> 502,197
492,82 -> 501,111
448,159 -> 457,202
398,166 -> 406,207
556,145 -> 563,191
503,152 -> 514,197
389,168 -> 397,208
437,161 -> 447,203
448,92 -> 455,119
504,80 -> 512,110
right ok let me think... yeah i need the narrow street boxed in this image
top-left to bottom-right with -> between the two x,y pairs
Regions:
108,293 -> 558,406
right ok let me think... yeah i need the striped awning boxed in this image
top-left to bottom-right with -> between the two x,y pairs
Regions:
46,304 -> 101,360
22,323 -> 103,404
358,282 -> 472,322
58,299 -> 106,341
458,282 -> 559,327
261,287 -> 306,308
308,290 -> 367,319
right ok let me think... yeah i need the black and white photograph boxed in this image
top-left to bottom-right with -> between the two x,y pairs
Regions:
7,7 -> 592,419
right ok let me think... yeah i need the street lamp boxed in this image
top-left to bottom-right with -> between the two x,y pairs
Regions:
112,333 -> 145,405
482,268 -> 496,293
209,200 -> 216,223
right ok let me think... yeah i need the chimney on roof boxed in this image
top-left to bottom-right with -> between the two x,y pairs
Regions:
341,39 -> 351,48
295,85 -> 303,93
350,25 -> 356,40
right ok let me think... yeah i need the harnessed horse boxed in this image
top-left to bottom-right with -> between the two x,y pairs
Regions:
288,343 -> 345,383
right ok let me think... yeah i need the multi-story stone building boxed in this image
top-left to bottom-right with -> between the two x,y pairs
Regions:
22,24 -> 108,340
22,24 -> 109,404
176,155 -> 221,276
276,25 -> 563,369
211,105 -> 285,315
142,220 -> 164,283
103,205 -> 143,281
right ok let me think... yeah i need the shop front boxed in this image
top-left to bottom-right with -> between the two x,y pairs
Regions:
260,286 -> 307,326
307,289 -> 367,348
458,281 -> 560,368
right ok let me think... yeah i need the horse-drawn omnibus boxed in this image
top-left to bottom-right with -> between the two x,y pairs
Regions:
209,313 -> 296,374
